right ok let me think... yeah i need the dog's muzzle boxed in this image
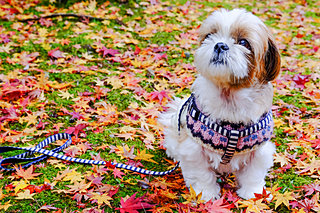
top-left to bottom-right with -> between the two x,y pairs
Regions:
211,42 -> 229,65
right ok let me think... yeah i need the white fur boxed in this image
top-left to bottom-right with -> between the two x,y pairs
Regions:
159,9 -> 277,201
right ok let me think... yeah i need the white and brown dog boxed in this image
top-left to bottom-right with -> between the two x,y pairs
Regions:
159,9 -> 281,201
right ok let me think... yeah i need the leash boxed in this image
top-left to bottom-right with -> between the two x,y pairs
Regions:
0,133 -> 179,176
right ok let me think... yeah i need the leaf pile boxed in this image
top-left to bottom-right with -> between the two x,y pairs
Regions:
0,0 -> 319,212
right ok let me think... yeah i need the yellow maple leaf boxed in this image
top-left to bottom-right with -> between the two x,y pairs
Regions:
116,144 -> 132,159
135,149 -> 158,164
47,81 -> 73,90
182,185 -> 204,204
62,170 -> 83,183
91,193 -> 113,207
13,180 -> 29,194
58,90 -> 74,100
53,163 -> 66,170
274,152 -> 289,167
18,113 -> 38,127
105,76 -> 123,89
0,188 -> 5,200
0,201 -> 12,211
268,184 -> 281,197
297,157 -> 320,175
239,199 -> 269,213
38,28 -> 48,37
0,43 -> 12,54
41,42 -> 51,51
16,189 -> 35,200
130,58 -> 142,68
122,178 -> 137,185
66,180 -> 92,194
273,118 -> 285,128
160,189 -> 178,200
274,191 -> 294,209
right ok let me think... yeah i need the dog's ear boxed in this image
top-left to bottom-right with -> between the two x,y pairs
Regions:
264,38 -> 281,82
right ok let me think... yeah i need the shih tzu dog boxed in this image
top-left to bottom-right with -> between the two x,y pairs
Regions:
159,9 -> 280,201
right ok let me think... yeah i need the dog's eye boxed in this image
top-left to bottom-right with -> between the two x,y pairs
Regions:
238,39 -> 251,50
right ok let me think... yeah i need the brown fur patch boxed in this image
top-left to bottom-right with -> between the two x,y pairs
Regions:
230,25 -> 250,43
263,38 -> 281,82
228,24 -> 280,89
199,27 -> 218,44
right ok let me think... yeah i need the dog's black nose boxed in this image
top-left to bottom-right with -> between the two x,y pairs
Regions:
214,42 -> 229,54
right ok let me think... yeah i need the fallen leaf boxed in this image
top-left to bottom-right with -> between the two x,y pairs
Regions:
115,192 -> 154,213
14,165 -> 42,181
15,189 -> 35,200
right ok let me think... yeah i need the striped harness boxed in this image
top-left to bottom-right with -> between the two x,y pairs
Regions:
179,94 -> 274,164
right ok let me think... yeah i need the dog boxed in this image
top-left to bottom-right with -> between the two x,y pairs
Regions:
159,9 -> 281,201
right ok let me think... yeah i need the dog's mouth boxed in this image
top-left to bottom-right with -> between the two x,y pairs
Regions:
210,55 -> 228,66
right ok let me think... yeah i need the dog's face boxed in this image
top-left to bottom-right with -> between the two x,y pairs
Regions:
195,9 -> 281,89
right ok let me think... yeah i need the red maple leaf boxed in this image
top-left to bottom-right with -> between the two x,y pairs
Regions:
65,123 -> 87,138
64,146 -> 81,157
98,46 -> 119,57
104,160 -> 116,169
86,175 -> 104,187
292,74 -> 310,89
39,18 -> 54,27
202,194 -> 233,213
115,192 -> 154,213
134,45 -> 140,55
1,81 -> 30,100
253,188 -> 272,202
113,168 -> 125,179
68,111 -> 85,120
154,53 -> 167,61
37,204 -> 58,212
48,47 -> 65,59
311,138 -> 320,149
148,90 -> 170,103
303,183 -> 320,196
36,119 -> 49,129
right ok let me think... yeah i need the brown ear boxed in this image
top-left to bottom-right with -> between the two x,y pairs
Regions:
264,38 -> 281,82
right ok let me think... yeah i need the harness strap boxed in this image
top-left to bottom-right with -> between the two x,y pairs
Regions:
221,130 -> 239,164
0,133 -> 179,176
178,94 -> 194,133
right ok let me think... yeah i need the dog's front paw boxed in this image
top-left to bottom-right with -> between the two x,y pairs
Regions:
193,184 -> 221,202
236,185 -> 264,200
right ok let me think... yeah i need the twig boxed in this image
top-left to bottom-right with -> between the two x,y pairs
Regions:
17,13 -> 125,26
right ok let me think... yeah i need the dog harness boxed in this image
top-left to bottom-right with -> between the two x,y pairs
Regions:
178,94 -> 274,164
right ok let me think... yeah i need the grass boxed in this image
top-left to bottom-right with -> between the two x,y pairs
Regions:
0,0 -> 319,212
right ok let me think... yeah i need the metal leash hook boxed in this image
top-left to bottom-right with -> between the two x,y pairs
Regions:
0,133 -> 180,176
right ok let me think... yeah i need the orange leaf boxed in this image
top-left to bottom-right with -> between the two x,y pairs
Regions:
14,165 -> 42,181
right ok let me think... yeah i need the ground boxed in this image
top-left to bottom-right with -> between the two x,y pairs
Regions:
0,0 -> 319,212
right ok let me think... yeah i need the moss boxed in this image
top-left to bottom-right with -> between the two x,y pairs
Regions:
274,93 -> 312,111
274,169 -> 313,191
106,89 -> 136,111
149,31 -> 179,45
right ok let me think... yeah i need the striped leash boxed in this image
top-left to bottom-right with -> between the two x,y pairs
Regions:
0,133 -> 179,176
